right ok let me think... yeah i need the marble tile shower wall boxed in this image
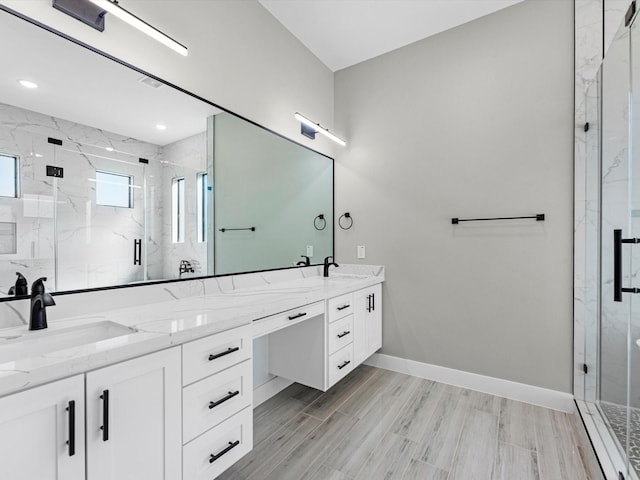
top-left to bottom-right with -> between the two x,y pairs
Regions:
160,131 -> 208,279
0,102 -> 207,297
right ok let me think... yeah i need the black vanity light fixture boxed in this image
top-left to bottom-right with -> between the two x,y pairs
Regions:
53,0 -> 188,56
294,113 -> 346,147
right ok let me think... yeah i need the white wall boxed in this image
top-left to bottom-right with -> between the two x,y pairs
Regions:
1,0 -> 336,157
335,0 -> 574,392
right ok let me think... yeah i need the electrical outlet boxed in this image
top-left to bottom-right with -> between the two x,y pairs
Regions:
357,245 -> 366,259
307,245 -> 313,257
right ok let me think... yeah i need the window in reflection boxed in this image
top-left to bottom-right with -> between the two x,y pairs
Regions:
95,171 -> 133,208
172,177 -> 185,243
0,154 -> 18,198
197,172 -> 208,243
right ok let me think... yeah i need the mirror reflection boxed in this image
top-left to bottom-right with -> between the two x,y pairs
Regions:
0,9 -> 333,298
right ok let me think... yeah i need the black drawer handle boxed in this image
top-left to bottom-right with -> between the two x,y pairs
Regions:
209,440 -> 240,463
66,400 -> 76,456
209,346 -> 240,361
337,360 -> 351,370
367,294 -> 372,312
100,390 -> 109,442
287,312 -> 307,320
209,390 -> 240,409
336,304 -> 350,311
337,331 -> 351,339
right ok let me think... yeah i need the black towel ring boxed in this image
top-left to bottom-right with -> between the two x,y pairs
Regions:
314,214 -> 327,231
339,212 -> 353,230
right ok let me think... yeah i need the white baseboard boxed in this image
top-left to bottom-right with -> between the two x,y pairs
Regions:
364,353 -> 574,412
253,376 -> 293,407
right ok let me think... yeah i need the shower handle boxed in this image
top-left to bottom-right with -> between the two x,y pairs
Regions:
613,229 -> 640,302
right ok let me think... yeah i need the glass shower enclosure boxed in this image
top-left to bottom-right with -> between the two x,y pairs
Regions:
581,10 -> 640,480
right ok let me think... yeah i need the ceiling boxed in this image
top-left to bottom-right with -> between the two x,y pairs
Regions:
0,10 -> 219,146
259,0 -> 524,72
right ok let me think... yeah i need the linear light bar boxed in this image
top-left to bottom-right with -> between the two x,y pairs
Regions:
294,113 -> 346,147
88,0 -> 188,56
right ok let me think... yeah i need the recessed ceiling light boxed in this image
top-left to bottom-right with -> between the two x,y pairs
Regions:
156,124 -> 167,131
18,79 -> 38,89
105,147 -> 114,152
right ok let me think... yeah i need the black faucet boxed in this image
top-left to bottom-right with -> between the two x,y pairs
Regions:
29,277 -> 55,331
297,255 -> 311,266
323,256 -> 339,277
8,272 -> 28,296
179,260 -> 195,278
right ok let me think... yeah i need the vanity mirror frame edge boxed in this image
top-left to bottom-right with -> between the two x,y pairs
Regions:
0,4 -> 335,303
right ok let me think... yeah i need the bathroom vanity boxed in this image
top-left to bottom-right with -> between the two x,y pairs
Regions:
0,265 -> 383,480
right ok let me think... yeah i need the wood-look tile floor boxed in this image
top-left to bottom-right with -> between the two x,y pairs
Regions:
219,366 -> 597,480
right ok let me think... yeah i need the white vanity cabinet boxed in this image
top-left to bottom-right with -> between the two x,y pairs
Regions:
0,375 -> 85,480
354,283 -> 382,364
85,347 -> 182,480
182,325 -> 253,480
269,283 -> 383,391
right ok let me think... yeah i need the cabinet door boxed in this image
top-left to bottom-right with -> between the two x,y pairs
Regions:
366,284 -> 382,356
86,348 -> 181,480
0,375 -> 85,480
353,284 -> 383,364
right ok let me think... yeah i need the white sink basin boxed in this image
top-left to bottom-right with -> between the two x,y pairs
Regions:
0,321 -> 137,364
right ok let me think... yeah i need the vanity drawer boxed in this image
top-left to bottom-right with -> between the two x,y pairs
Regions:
183,359 -> 252,444
328,343 -> 354,387
183,406 -> 253,480
328,314 -> 354,355
182,325 -> 252,386
253,301 -> 324,338
327,293 -> 353,322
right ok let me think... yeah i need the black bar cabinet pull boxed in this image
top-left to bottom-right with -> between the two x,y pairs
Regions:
451,214 -> 545,224
66,400 -> 76,456
372,293 -> 375,311
100,390 -> 109,442
287,312 -> 307,321
219,227 -> 256,233
209,346 -> 240,361
337,360 -> 351,370
337,331 -> 351,339
367,294 -> 372,312
336,304 -> 350,311
209,440 -> 240,463
133,239 -> 142,266
614,229 -> 640,302
209,390 -> 240,409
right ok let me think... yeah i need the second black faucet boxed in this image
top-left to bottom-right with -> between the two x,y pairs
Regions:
323,256 -> 339,277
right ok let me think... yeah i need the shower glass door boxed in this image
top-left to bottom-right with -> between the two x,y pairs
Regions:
626,13 -> 640,478
52,142 -> 148,291
600,17 -> 633,476
589,11 -> 640,479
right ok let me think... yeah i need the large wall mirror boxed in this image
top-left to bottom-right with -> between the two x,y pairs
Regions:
0,7 -> 334,299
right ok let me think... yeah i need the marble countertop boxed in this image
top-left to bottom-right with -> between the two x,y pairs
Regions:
0,265 -> 384,397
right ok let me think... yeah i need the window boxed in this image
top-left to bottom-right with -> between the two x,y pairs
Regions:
0,154 -> 19,198
95,171 -> 133,208
172,177 -> 185,243
197,172 -> 208,243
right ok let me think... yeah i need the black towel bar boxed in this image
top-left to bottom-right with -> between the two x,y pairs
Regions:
451,214 -> 545,224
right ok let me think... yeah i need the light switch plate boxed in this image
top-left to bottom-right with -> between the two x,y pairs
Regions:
307,245 -> 313,257
357,245 -> 366,259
